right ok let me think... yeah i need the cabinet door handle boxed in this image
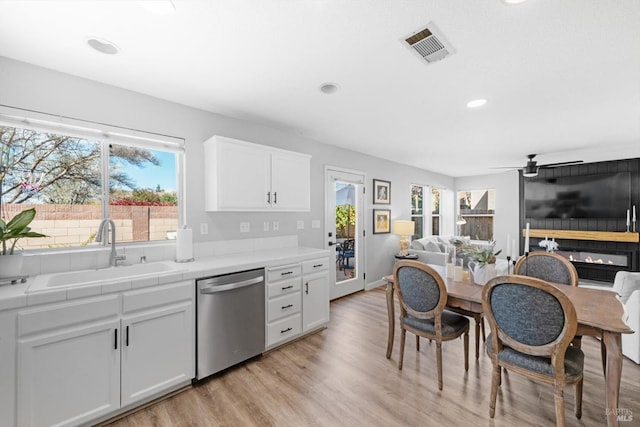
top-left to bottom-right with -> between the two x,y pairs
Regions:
282,304 -> 293,310
281,271 -> 293,276
313,264 -> 324,268
114,328 -> 118,350
281,285 -> 293,290
274,192 -> 277,204
126,326 -> 129,347
280,327 -> 292,334
305,282 -> 309,295
267,191 -> 271,204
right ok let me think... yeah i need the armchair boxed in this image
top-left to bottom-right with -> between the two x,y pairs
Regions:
612,271 -> 640,364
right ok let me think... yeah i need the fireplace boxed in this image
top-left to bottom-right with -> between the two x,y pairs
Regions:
552,248 -> 634,283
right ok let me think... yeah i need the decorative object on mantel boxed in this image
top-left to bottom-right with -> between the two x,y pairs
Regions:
539,236 -> 559,252
372,179 -> 391,205
633,205 -> 637,233
0,208 -> 46,279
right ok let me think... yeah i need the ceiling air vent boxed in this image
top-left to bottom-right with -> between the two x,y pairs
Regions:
403,22 -> 455,64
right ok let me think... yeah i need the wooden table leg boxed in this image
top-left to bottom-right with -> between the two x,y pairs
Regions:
603,331 -> 622,427
473,314 -> 482,360
386,280 -> 395,359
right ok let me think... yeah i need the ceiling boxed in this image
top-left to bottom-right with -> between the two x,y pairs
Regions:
1,0 -> 639,177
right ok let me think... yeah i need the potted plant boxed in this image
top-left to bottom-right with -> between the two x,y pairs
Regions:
0,208 -> 46,278
456,239 -> 502,285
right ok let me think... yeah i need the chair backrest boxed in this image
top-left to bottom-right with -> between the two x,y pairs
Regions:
393,260 -> 446,320
482,275 -> 577,360
514,251 -> 579,286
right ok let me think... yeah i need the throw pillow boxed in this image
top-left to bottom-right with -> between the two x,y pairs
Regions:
410,239 -> 425,250
613,271 -> 640,304
424,240 -> 442,253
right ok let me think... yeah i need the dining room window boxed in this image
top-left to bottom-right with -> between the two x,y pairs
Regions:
411,184 -> 441,239
457,189 -> 495,241
0,114 -> 184,251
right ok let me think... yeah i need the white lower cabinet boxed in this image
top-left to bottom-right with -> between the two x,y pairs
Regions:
17,295 -> 121,427
302,258 -> 330,333
266,258 -> 329,349
16,281 -> 194,427
121,281 -> 194,407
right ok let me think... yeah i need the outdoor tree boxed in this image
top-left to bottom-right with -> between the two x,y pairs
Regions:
0,126 -> 171,205
336,205 -> 355,238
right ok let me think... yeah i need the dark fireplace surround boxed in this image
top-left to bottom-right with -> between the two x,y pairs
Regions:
519,158 -> 640,283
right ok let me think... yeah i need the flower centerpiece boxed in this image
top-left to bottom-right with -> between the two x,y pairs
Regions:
539,237 -> 559,252
454,239 -> 502,285
0,208 -> 47,278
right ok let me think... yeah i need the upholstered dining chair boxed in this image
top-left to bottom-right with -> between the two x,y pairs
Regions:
482,275 -> 584,427
393,260 -> 469,390
514,251 -> 581,348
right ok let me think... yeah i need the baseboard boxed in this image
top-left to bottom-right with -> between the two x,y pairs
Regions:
365,278 -> 387,291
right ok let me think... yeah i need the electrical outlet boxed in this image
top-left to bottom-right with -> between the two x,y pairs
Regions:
240,222 -> 250,233
272,221 -> 279,231
200,223 -> 209,235
312,220 -> 321,229
297,220 -> 304,230
263,221 -> 270,231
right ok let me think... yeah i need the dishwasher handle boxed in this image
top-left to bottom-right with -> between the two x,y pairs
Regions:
199,276 -> 263,294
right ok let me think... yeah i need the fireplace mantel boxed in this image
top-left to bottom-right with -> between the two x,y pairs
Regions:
522,229 -> 639,243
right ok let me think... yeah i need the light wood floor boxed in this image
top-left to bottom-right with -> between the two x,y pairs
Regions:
106,287 -> 640,427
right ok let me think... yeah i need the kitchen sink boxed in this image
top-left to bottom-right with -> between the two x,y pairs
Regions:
27,261 -> 186,293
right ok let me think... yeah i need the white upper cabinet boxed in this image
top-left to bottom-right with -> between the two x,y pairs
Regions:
204,135 -> 311,211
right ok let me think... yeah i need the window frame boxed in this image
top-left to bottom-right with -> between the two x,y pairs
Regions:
0,108 -> 185,251
456,189 -> 496,242
410,184 -> 442,239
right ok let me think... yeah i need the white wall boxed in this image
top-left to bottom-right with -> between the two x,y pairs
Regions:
0,57 -> 455,286
455,171 -> 520,260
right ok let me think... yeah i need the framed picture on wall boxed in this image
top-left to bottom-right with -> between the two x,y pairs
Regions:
373,179 -> 391,204
373,209 -> 391,234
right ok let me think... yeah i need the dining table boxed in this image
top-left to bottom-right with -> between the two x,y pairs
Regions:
383,265 -> 634,427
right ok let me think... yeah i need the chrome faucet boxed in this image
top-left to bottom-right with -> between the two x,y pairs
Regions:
96,218 -> 126,267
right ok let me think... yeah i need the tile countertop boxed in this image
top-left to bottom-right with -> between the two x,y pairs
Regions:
0,246 -> 330,312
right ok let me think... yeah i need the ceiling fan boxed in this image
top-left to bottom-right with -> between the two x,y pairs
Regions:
494,154 -> 584,178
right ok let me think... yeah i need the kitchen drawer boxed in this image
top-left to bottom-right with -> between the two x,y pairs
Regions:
302,258 -> 329,274
123,280 -> 193,314
267,314 -> 301,348
267,292 -> 301,322
267,264 -> 301,282
267,277 -> 301,298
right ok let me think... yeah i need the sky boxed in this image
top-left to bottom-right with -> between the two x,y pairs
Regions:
120,150 -> 176,192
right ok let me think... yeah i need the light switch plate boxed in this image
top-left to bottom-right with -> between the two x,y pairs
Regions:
200,223 -> 209,235
240,222 -> 250,233
297,220 -> 304,230
263,221 -> 270,231
272,221 -> 279,231
312,220 -> 321,229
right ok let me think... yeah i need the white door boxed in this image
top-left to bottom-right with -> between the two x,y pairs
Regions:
326,167 -> 365,300
302,271 -> 330,331
18,320 -> 121,427
271,151 -> 311,211
121,301 -> 194,407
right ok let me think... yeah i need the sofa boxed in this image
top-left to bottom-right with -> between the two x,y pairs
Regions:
408,235 -> 478,266
580,271 -> 640,364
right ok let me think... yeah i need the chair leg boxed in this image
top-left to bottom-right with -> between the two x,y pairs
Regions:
575,377 -> 583,419
416,335 -> 420,351
436,342 -> 443,391
463,330 -> 469,371
489,364 -> 500,418
554,386 -> 566,427
600,338 -> 607,378
398,329 -> 406,370
474,319 -> 480,360
481,316 -> 486,342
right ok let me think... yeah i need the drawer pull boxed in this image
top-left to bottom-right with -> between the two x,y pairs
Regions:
281,327 -> 292,334
281,285 -> 293,290
281,271 -> 293,276
281,304 -> 293,310
313,264 -> 324,268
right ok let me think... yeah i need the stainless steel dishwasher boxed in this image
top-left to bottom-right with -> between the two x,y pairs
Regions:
196,268 -> 265,380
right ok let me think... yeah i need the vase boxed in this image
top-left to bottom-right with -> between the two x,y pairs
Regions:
469,261 -> 497,286
0,252 -> 24,279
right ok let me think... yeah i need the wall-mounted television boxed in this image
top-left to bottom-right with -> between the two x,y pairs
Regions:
524,172 -> 631,219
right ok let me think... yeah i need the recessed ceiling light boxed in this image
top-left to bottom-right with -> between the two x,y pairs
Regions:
137,0 -> 175,14
320,83 -> 339,94
466,99 -> 488,108
86,37 -> 120,55
502,0 -> 527,4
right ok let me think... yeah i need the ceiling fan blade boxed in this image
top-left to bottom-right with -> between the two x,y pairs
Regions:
538,160 -> 584,168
